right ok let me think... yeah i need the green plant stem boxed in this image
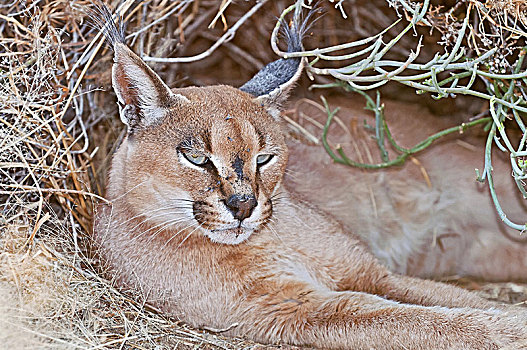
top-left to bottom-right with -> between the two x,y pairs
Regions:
319,94 -> 491,170
484,124 -> 527,231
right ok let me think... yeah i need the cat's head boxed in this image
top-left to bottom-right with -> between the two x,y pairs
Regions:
99,4 -> 308,244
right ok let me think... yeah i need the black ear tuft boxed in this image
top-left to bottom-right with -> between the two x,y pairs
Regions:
87,1 -> 126,48
87,1 -> 188,132
240,1 -> 320,117
282,1 -> 320,53
239,57 -> 302,99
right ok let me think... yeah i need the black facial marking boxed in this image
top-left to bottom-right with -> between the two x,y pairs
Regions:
256,129 -> 265,148
193,201 -> 208,222
232,156 -> 244,180
202,133 -> 212,153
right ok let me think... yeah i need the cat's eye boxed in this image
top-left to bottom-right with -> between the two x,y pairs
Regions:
182,151 -> 208,166
256,154 -> 273,166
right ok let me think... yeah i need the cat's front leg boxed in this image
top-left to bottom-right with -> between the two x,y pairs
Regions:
361,271 -> 526,320
226,279 -> 525,349
367,271 -> 499,309
329,240 -> 522,313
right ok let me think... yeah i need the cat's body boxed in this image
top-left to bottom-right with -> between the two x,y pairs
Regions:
287,96 -> 527,281
93,3 -> 527,349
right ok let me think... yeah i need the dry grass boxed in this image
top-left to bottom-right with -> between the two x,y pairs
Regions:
0,0 -> 525,349
0,1 -> 290,347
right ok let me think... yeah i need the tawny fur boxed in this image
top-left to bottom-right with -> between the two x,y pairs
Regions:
95,85 -> 527,349
93,4 -> 527,348
286,95 -> 527,281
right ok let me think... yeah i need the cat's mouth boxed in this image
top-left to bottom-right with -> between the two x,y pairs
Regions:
213,226 -> 243,235
205,226 -> 255,245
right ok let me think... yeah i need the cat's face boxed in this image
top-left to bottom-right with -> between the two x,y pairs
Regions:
102,11 -> 302,244
115,86 -> 288,245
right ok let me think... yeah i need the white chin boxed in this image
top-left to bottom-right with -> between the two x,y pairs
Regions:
205,227 -> 254,245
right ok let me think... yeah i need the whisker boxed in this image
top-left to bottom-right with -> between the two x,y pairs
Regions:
115,205 -> 188,228
265,218 -> 285,244
174,221 -> 205,250
131,217 -> 192,243
125,209 -> 190,233
284,169 -> 302,180
270,191 -> 288,201
111,180 -> 149,202
143,218 -> 195,246
270,196 -> 288,204
170,198 -> 196,203
163,220 -> 200,248
272,196 -> 305,213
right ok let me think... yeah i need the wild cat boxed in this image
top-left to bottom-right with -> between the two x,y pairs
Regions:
92,2 -> 527,348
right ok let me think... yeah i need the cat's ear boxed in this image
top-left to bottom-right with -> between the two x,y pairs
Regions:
91,3 -> 187,131
240,56 -> 304,120
111,44 -> 188,130
240,3 -> 316,120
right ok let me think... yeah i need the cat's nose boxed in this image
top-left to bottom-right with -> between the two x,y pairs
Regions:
225,194 -> 257,221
